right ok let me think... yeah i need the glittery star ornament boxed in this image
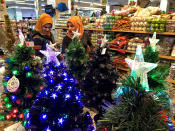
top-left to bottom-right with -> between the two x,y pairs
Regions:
40,44 -> 61,65
149,32 -> 159,51
125,45 -> 157,91
72,29 -> 81,39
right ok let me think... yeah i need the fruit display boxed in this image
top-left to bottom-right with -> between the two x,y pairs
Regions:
103,15 -> 119,30
146,17 -> 166,32
112,17 -> 130,30
127,37 -> 147,51
130,17 -> 148,31
166,20 -> 175,32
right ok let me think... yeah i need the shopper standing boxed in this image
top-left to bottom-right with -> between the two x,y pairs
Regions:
32,13 -> 55,57
61,16 -> 92,54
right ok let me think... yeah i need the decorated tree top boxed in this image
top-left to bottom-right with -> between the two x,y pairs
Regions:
0,43 -> 42,122
82,44 -> 119,121
97,45 -> 173,131
66,37 -> 89,81
25,45 -> 94,130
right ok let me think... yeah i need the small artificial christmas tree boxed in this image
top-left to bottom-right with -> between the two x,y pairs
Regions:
66,37 -> 88,81
0,43 -> 42,123
82,43 -> 119,122
4,14 -> 16,53
97,45 -> 173,131
25,44 -> 94,131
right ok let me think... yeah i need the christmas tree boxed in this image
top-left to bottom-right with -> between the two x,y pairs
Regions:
0,43 -> 42,122
25,44 -> 94,131
97,45 -> 173,131
4,14 -> 16,53
66,37 -> 88,81
82,44 -> 119,122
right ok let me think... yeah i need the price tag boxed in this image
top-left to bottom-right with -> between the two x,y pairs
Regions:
101,48 -> 106,55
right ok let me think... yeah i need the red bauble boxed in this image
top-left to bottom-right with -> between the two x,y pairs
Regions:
40,86 -> 44,90
30,54 -> 35,58
13,108 -> 18,114
16,100 -> 21,105
27,93 -> 32,98
2,94 -> 6,97
12,114 -> 17,118
6,114 -> 11,120
18,113 -> 24,119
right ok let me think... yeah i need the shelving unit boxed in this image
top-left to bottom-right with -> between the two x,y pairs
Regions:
55,26 -> 175,83
55,27 -> 175,36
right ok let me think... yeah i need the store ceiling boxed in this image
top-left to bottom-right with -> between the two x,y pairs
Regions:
6,0 -> 35,9
77,0 -> 128,5
5,0 -> 128,9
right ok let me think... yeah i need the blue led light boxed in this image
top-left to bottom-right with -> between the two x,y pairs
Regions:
56,84 -> 62,90
41,114 -> 47,120
43,73 -> 47,77
58,117 -> 65,126
45,90 -> 49,95
68,86 -> 72,90
49,79 -> 53,83
26,113 -> 30,119
45,126 -> 51,131
4,76 -> 10,81
63,72 -> 67,77
49,70 -> 54,75
75,95 -> 79,100
70,78 -> 74,82
10,95 -> 17,101
65,93 -> 70,99
64,78 -> 68,81
51,93 -> 57,99
24,66 -> 29,71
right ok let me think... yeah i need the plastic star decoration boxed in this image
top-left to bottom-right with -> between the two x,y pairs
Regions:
40,44 -> 61,65
101,34 -> 108,48
72,29 -> 81,39
149,32 -> 159,51
125,45 -> 157,91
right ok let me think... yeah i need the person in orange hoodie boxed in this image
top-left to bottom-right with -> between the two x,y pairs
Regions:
61,16 -> 92,55
32,13 -> 55,57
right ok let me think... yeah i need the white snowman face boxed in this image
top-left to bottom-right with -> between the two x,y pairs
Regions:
7,76 -> 20,92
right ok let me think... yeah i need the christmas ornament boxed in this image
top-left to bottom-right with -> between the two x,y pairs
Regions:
149,32 -> 159,51
40,44 -> 61,65
72,29 -> 81,39
6,76 -> 20,92
100,34 -> 108,48
125,45 -> 157,91
18,29 -> 25,45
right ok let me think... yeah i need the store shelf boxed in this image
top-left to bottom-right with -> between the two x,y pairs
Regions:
158,55 -> 175,60
55,27 -> 175,36
167,80 -> 175,84
55,26 -> 67,30
110,48 -> 175,61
